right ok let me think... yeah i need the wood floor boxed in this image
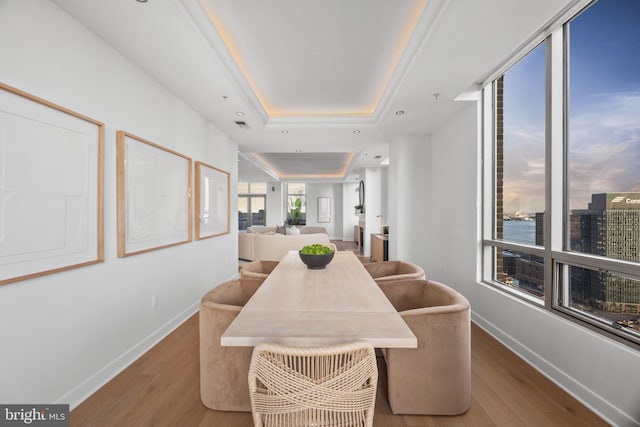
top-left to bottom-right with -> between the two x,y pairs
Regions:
70,313 -> 608,427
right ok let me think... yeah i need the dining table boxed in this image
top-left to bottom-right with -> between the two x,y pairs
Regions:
222,250 -> 417,348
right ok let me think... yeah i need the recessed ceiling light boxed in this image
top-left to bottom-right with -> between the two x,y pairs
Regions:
281,130 -> 289,134
295,149 -> 302,153
236,111 -> 245,116
135,0 -> 148,3
353,130 -> 360,134
395,110 -> 405,116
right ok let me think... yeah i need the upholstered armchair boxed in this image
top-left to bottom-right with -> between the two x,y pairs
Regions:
362,260 -> 425,284
240,260 -> 279,280
379,279 -> 471,415
199,278 -> 264,412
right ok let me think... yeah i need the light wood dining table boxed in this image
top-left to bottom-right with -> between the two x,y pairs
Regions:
222,250 -> 417,348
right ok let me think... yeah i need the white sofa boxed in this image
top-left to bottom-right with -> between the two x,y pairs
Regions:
246,226 -> 328,235
239,227 -> 330,261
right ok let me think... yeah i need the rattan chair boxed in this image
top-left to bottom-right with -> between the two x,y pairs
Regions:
248,341 -> 378,427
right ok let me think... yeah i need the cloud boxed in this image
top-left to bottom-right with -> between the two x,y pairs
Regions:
502,124 -> 546,212
523,158 -> 545,177
500,91 -> 640,213
568,91 -> 640,208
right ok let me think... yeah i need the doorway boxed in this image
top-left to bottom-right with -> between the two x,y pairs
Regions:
238,195 -> 266,230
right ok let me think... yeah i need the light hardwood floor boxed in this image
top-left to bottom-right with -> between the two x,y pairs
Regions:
70,313 -> 608,427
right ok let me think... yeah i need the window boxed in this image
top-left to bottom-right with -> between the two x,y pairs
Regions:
238,183 -> 267,230
562,0 -> 640,340
286,183 -> 306,225
483,0 -> 640,346
486,43 -> 547,302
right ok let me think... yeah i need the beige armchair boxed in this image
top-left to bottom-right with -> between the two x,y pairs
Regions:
199,278 -> 264,412
379,279 -> 471,415
239,260 -> 279,280
362,260 -> 425,284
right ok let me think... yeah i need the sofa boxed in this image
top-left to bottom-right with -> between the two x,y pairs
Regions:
239,226 -> 330,261
246,226 -> 328,235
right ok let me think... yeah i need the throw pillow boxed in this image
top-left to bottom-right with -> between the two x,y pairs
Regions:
276,225 -> 286,235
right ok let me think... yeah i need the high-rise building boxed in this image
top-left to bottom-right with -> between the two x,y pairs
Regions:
535,212 -> 544,246
571,193 -> 640,313
509,212 -> 545,296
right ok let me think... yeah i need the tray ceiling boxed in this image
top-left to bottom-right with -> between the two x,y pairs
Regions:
199,0 -> 426,118
51,0 -> 580,182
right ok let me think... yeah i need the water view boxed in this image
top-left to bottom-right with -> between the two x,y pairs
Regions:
502,219 -> 536,245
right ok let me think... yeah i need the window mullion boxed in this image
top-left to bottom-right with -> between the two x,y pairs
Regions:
546,26 -> 566,309
483,239 -> 545,258
553,250 -> 640,282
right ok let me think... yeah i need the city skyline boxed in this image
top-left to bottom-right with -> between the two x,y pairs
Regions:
502,0 -> 640,214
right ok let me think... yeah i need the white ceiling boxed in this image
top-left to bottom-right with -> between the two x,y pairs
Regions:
52,0 -> 576,182
197,0 -> 427,118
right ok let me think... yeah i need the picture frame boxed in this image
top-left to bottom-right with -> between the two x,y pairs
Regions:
318,196 -> 331,223
195,161 -> 230,239
0,82 -> 104,285
117,131 -> 192,257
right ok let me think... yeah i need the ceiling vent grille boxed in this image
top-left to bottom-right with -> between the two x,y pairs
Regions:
234,120 -> 250,129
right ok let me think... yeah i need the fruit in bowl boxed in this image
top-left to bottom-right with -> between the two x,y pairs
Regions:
298,244 -> 335,269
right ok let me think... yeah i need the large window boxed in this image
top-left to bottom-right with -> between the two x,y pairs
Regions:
483,0 -> 640,346
491,43 -> 547,300
238,183 -> 267,230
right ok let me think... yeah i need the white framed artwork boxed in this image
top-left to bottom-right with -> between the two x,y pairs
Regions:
318,197 -> 331,223
195,161 -> 230,240
0,82 -> 104,285
117,131 -> 192,257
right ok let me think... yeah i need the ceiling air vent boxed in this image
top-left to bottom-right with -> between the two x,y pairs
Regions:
234,120 -> 250,129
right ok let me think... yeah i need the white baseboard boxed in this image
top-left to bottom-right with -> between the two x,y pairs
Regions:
471,311 -> 637,427
59,301 -> 200,410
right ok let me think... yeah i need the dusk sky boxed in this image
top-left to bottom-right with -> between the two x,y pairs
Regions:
502,0 -> 640,214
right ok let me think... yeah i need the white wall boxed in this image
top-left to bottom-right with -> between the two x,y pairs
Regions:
265,181 -> 283,227
360,168 -> 385,256
305,183 -> 342,239
343,182 -> 359,241
0,0 -> 238,408
397,101 -> 640,427
388,135 -> 430,264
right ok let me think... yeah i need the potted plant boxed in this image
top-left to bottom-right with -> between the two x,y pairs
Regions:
286,197 -> 303,229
